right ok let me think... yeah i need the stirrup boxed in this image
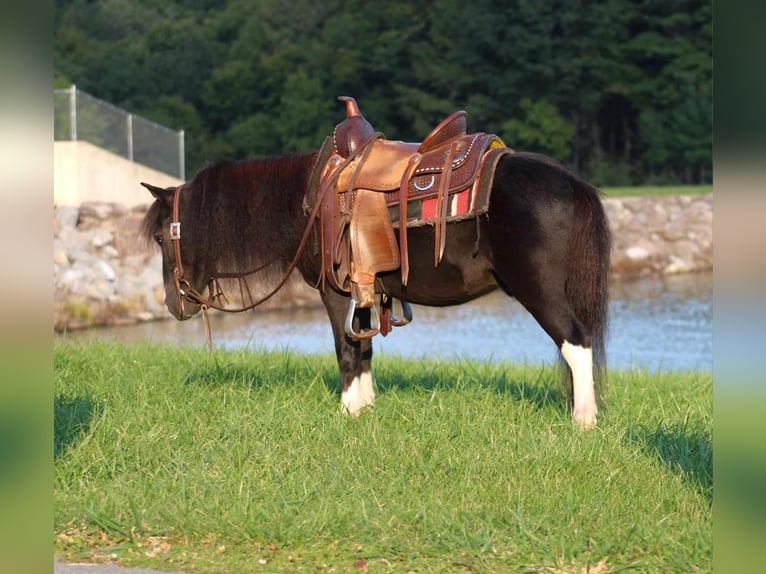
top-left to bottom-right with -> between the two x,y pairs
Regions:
344,298 -> 380,339
384,296 -> 413,327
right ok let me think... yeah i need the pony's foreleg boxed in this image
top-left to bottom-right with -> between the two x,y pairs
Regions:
341,355 -> 375,416
340,315 -> 375,416
320,288 -> 376,416
561,341 -> 598,429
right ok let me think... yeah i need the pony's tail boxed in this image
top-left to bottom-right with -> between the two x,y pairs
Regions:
561,178 -> 611,406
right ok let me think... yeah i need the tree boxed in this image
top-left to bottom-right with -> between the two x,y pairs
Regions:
277,69 -> 333,152
500,98 -> 574,160
53,0 -> 711,184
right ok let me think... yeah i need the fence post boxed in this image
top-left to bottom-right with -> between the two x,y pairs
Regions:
70,84 -> 77,141
179,129 -> 185,180
127,114 -> 134,161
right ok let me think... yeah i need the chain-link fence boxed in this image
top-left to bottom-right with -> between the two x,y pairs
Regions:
54,85 -> 185,179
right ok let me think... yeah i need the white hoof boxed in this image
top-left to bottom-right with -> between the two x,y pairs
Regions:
573,407 -> 598,430
341,371 -> 375,417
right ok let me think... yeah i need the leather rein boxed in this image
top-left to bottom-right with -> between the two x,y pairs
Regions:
166,137 -> 381,349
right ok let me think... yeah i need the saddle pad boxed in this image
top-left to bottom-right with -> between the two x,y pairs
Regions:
387,187 -> 472,226
395,135 -> 504,203
386,146 -> 514,228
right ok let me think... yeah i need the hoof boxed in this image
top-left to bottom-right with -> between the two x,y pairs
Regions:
340,401 -> 374,417
573,408 -> 598,430
341,372 -> 375,417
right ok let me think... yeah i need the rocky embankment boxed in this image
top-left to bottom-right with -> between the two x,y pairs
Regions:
53,194 -> 712,331
606,194 -> 713,278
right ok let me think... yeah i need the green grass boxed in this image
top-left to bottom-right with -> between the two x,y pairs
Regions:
601,184 -> 712,198
54,341 -> 712,573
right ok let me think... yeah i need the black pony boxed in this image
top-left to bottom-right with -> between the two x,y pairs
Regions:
142,141 -> 610,428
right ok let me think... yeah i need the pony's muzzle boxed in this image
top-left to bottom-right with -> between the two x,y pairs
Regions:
166,276 -> 201,320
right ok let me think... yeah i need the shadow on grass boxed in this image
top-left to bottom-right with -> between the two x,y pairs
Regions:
180,352 -> 334,390
54,394 -> 102,459
375,364 -> 569,414
182,364 -> 270,388
626,423 -> 712,501
179,351 -> 571,414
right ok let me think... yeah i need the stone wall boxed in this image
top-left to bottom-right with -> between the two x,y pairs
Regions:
606,194 -> 713,278
53,194 -> 713,331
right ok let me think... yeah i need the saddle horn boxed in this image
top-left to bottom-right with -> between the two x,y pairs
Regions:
334,96 -> 375,157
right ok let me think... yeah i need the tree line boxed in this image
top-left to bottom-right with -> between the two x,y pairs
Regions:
54,0 -> 711,185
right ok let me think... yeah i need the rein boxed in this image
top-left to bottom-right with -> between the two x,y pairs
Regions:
166,136 -> 382,350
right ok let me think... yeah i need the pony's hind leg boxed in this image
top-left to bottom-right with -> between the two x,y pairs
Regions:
522,301 -> 598,428
320,288 -> 375,416
494,271 -> 598,428
560,340 -> 598,429
525,303 -> 599,429
487,152 -> 608,429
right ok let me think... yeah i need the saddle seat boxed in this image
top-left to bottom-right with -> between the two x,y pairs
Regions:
315,96 -> 507,338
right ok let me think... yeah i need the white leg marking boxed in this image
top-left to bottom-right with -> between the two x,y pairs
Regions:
341,370 -> 376,417
561,341 -> 598,429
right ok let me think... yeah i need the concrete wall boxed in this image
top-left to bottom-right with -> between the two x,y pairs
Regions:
54,141 -> 183,208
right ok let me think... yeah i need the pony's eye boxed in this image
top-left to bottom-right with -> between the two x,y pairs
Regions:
154,234 -> 164,246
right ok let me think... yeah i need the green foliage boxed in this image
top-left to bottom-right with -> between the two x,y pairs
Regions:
500,98 -> 574,160
277,69 -> 334,152
54,0 -> 712,184
588,145 -> 637,188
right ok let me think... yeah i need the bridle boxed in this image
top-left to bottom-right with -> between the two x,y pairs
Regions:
170,185 -> 305,349
164,142 -> 368,348
169,184 -> 301,317
163,135 -> 386,349
168,185 -> 290,345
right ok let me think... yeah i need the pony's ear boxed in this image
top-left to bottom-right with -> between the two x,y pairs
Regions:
141,182 -> 175,206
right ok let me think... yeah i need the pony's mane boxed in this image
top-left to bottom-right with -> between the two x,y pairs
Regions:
142,151 -> 319,280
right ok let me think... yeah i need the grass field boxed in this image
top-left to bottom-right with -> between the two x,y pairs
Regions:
54,341 -> 712,573
601,184 -> 712,198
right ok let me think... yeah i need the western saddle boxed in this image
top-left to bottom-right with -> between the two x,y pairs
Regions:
312,96 -> 508,339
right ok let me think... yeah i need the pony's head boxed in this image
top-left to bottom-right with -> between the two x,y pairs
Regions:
141,181 -> 209,320
141,154 -> 319,321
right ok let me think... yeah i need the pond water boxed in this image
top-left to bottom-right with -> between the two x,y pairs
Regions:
61,272 -> 712,372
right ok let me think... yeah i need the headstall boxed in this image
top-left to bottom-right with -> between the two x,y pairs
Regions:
164,145 -> 359,348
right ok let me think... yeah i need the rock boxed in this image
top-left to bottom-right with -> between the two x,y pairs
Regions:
53,249 -> 70,267
91,229 -> 114,248
57,267 -> 83,290
96,260 -> 117,282
53,237 -> 70,267
604,193 -> 712,281
653,203 -> 668,218
657,226 -> 687,242
625,246 -> 651,261
80,202 -> 117,220
101,245 -> 120,258
665,256 -> 694,274
55,206 -> 80,229
113,213 -> 149,257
